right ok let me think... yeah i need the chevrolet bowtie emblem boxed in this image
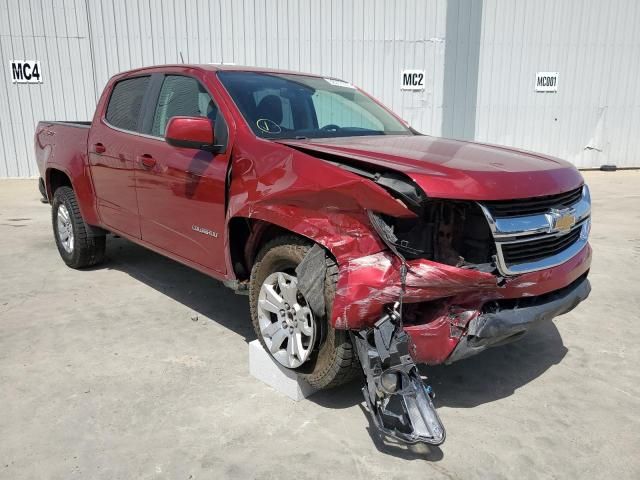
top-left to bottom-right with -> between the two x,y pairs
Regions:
548,208 -> 576,233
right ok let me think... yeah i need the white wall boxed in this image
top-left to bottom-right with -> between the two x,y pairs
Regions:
474,0 -> 640,168
0,0 -> 448,177
0,0 -> 95,177
1,0 -> 639,177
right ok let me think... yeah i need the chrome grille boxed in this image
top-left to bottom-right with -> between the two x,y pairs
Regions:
479,185 -> 591,275
500,227 -> 582,264
483,186 -> 583,217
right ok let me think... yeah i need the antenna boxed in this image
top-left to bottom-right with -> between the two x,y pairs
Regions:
179,51 -> 185,64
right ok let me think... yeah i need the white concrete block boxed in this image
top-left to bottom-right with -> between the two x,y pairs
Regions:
249,340 -> 317,401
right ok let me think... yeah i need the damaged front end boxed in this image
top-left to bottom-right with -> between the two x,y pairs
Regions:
331,180 -> 592,348
332,177 -> 591,446
230,138 -> 591,448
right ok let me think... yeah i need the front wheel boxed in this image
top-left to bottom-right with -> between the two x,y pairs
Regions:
249,236 -> 359,390
52,186 -> 106,269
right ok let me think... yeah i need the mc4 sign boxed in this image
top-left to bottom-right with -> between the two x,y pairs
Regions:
11,61 -> 42,83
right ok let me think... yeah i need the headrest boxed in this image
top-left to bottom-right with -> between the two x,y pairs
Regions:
255,95 -> 283,125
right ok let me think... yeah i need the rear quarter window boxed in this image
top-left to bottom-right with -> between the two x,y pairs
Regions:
105,76 -> 150,132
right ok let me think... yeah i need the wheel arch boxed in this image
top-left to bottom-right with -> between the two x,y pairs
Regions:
228,217 -> 312,281
46,167 -> 72,201
44,162 -> 101,227
226,197 -> 389,281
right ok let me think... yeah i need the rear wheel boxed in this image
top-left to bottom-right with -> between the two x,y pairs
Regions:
52,186 -> 106,269
38,178 -> 48,203
249,236 -> 359,389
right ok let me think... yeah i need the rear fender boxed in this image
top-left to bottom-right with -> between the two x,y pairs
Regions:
37,121 -> 100,226
46,158 -> 99,226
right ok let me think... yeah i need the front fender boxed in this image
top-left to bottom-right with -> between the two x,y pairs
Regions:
227,140 -> 416,263
230,205 -> 385,263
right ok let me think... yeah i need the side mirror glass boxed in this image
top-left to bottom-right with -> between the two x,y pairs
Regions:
165,116 -> 217,151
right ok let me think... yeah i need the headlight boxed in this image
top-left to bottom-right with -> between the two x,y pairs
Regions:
368,201 -> 496,270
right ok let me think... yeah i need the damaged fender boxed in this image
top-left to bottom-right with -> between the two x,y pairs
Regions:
225,137 -> 592,369
227,142 -> 416,262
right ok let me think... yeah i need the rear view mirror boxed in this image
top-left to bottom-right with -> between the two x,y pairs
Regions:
165,116 -> 218,152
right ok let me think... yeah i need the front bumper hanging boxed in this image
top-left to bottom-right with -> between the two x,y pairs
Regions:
352,305 -> 446,445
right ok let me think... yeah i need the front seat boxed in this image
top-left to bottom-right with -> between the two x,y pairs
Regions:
255,95 -> 283,126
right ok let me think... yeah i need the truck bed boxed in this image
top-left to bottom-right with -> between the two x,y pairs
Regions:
40,121 -> 91,127
34,120 -> 91,181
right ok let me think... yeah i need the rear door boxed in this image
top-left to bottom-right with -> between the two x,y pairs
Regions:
88,76 -> 150,238
133,73 -> 231,274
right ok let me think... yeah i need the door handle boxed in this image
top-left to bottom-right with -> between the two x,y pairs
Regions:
138,154 -> 157,169
93,143 -> 106,154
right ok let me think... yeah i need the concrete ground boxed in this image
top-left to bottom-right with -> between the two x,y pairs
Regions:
1,171 -> 639,479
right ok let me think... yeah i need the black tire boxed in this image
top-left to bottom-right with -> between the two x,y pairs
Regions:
51,186 -> 106,269
249,236 -> 359,390
38,177 -> 48,203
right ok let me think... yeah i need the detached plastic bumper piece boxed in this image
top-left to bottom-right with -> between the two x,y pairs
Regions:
353,307 -> 446,445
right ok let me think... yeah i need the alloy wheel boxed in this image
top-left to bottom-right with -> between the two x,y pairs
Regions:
257,272 -> 315,368
56,204 -> 74,254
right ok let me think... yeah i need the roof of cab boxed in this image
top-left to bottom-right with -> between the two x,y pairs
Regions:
115,64 -> 329,79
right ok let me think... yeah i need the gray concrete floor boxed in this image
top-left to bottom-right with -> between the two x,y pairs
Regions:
1,171 -> 639,479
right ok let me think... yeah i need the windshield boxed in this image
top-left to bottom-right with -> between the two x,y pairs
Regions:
217,71 -> 413,140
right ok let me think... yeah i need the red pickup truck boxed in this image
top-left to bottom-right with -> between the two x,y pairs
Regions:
35,64 -> 591,444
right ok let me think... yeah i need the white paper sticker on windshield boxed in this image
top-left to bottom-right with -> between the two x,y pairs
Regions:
256,118 -> 282,134
324,78 -> 355,89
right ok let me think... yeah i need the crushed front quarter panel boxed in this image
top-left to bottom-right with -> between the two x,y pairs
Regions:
227,139 -> 415,263
226,135 -> 592,367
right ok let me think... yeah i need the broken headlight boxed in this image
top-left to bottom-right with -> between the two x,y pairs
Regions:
369,200 -> 496,270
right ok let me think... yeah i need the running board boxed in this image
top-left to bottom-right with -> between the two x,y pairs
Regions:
352,307 -> 446,446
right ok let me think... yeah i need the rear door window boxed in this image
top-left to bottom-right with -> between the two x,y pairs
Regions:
105,76 -> 150,132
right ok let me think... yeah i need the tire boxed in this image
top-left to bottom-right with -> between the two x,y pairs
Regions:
38,177 -> 48,203
249,236 -> 359,390
51,186 -> 106,269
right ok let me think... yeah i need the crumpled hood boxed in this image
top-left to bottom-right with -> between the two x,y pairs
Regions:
279,135 -> 584,200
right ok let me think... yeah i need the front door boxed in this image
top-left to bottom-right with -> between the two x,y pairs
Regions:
88,75 -> 151,238
134,74 -> 230,274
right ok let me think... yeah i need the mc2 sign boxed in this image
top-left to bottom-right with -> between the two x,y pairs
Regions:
10,61 -> 42,83
401,69 -> 425,90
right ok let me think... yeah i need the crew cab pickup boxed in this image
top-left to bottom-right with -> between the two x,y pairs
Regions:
35,65 -> 591,443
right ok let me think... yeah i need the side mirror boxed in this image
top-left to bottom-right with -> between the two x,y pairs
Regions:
165,116 -> 218,151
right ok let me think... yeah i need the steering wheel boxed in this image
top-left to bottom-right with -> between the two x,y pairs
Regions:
320,124 -> 341,132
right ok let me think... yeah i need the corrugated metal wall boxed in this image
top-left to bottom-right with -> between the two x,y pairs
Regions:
0,0 -> 448,177
0,0 -> 96,177
474,0 -> 640,168
1,0 -> 639,177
